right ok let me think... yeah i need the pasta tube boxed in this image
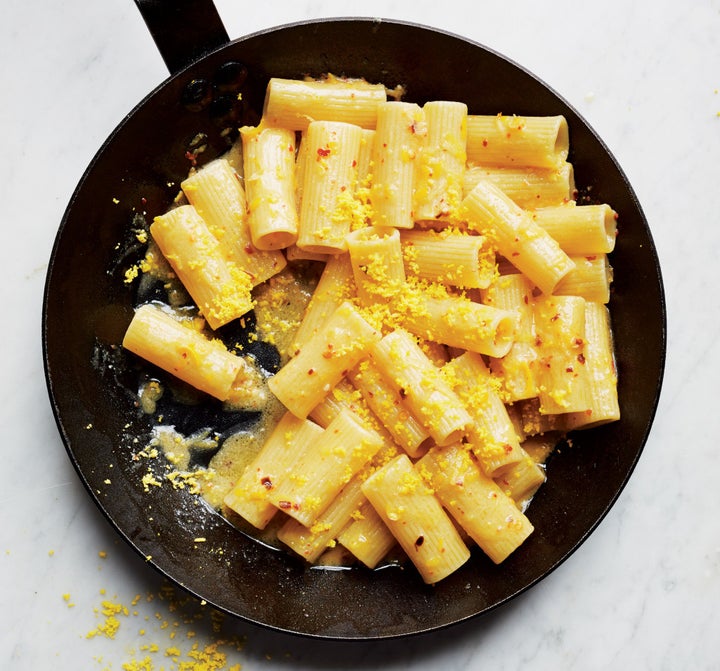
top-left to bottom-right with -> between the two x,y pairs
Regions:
553,254 -> 613,304
149,205 -> 253,329
400,228 -> 496,290
241,125 -> 299,250
337,500 -> 396,569
493,446 -> 548,507
346,226 -> 406,305
413,100 -> 467,221
276,475 -> 366,563
123,304 -> 260,404
564,302 -> 620,429
418,443 -> 534,563
466,114 -> 569,168
533,295 -> 592,414
531,203 -> 617,254
291,253 -> 355,352
268,301 -> 381,419
347,358 -> 431,458
180,158 -> 286,286
297,120 -> 362,253
370,101 -> 425,229
223,412 -> 324,529
463,162 -> 575,209
398,294 -> 518,359
443,351 -> 525,477
481,273 -> 538,402
263,76 -> 387,131
361,453 -> 471,584
267,409 -> 383,526
356,127 -> 376,185
369,329 -> 472,446
463,178 -> 575,295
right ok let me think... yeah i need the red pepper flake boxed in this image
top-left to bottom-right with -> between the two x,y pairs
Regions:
399,387 -> 408,399
317,147 -> 331,158
574,337 -> 584,346
184,150 -> 198,166
307,368 -> 315,375
322,344 -> 334,359
550,313 -> 560,322
244,243 -> 255,254
482,139 -> 488,147
585,255 -> 597,261
352,160 -> 357,167
261,476 -> 273,489
278,501 -> 293,510
414,536 -> 424,548
566,366 -> 574,373
577,353 -> 586,364
523,295 -> 529,304
512,251 -> 520,257
503,443 -> 513,454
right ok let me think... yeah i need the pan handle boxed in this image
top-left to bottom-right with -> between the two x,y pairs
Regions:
133,0 -> 230,75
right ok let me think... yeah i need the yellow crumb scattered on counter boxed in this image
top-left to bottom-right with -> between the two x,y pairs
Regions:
66,562 -> 248,671
86,599 -> 129,639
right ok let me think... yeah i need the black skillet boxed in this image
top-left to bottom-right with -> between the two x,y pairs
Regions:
42,0 -> 666,639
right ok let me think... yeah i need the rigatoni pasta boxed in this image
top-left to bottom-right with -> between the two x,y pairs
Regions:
297,120 -> 363,253
463,178 -> 576,295
361,453 -> 471,584
180,158 -> 287,286
149,205 -> 253,330
241,125 -> 299,250
263,76 -> 387,131
466,113 -> 569,168
123,304 -> 263,406
121,73 -> 622,585
370,101 -> 425,229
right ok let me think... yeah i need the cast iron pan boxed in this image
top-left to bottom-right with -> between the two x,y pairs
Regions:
42,0 -> 666,639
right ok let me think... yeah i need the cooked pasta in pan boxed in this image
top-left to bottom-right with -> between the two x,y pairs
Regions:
121,74 -> 620,584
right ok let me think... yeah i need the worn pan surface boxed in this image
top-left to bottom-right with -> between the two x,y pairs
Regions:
42,2 -> 666,640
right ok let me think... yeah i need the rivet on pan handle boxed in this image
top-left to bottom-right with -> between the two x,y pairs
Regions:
133,0 -> 230,75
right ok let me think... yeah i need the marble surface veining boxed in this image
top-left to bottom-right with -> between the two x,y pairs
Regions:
1,0 -> 719,669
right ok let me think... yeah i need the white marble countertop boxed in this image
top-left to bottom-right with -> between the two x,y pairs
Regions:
2,0 -> 718,668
